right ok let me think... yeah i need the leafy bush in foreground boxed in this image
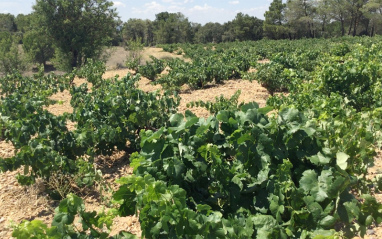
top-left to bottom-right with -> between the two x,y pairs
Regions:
114,105 -> 382,238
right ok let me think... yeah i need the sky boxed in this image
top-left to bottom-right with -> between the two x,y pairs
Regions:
0,0 -> 272,25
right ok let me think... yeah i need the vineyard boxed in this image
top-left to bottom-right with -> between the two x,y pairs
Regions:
1,36 -> 382,238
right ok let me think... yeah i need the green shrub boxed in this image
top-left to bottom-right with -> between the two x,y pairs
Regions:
0,34 -> 27,74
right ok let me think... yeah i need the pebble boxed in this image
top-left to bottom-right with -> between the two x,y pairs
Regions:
367,229 -> 376,235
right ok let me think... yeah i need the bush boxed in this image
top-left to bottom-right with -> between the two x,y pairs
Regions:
137,56 -> 166,81
114,106 -> 381,238
125,38 -> 144,71
319,51 -> 382,111
0,34 -> 27,74
255,61 -> 289,95
23,29 -> 54,69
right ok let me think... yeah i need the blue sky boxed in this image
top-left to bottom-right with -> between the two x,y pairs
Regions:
0,0 -> 272,24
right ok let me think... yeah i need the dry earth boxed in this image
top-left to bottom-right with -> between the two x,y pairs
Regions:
0,47 -> 381,238
104,46 -> 187,71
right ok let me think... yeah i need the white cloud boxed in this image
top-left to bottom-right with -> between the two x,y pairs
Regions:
132,1 -> 164,14
0,0 -> 273,24
161,0 -> 188,6
113,1 -> 126,8
132,1 -> 188,16
122,0 -> 270,23
185,4 -> 231,24
0,1 -> 33,15
189,4 -> 213,11
241,5 -> 269,19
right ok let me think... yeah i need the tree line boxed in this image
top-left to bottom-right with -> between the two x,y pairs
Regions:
264,0 -> 382,39
120,0 -> 382,43
0,0 -> 381,73
0,5 -> 263,73
0,11 -> 264,47
121,11 -> 264,46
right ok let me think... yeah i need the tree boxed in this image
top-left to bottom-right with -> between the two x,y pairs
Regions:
123,19 -> 149,45
345,0 -> 368,36
33,0 -> 119,70
285,0 -> 317,38
153,12 -> 192,44
0,13 -> 17,32
195,22 -> 224,43
315,0 -> 330,36
362,0 -> 382,35
23,29 -> 54,68
111,18 -> 123,46
124,38 -> 144,71
222,13 -> 263,41
145,20 -> 155,46
0,32 -> 26,74
263,0 -> 289,39
15,14 -> 33,34
16,13 -> 54,69
122,19 -> 156,46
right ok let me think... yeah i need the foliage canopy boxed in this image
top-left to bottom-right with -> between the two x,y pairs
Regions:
33,0 -> 119,70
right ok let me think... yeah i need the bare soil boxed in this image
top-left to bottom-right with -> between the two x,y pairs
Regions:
0,47 -> 381,238
104,46 -> 186,71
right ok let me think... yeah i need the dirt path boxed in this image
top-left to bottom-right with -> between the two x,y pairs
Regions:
105,46 -> 186,71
